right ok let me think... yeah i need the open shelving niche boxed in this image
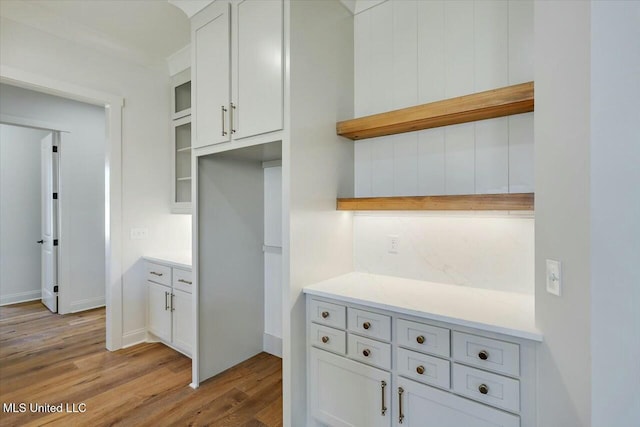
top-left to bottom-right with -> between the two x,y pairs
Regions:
336,82 -> 535,211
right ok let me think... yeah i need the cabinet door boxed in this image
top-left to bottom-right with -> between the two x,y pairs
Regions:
172,288 -> 193,356
192,1 -> 231,148
395,377 -> 520,427
310,347 -> 391,427
148,281 -> 172,342
232,0 -> 283,139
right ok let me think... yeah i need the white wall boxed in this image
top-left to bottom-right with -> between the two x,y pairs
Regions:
534,2 -> 592,426
351,0 -> 535,295
0,84 -> 107,313
0,124 -> 49,305
285,1 -> 354,425
0,17 -> 191,344
590,2 -> 640,425
264,165 -> 282,355
353,0 -> 534,197
354,213 -> 534,294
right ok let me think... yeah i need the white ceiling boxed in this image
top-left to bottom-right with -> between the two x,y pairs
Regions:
0,0 -> 190,67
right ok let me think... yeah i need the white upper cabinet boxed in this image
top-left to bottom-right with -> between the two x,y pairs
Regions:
192,0 -> 283,150
192,0 -> 231,148
232,0 -> 283,139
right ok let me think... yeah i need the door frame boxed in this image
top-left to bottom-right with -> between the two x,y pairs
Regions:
0,64 -> 124,351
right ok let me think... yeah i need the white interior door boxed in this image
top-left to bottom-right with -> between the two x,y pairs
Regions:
40,133 -> 58,313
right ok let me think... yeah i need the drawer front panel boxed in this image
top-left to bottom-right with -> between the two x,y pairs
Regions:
452,364 -> 520,413
452,332 -> 520,377
348,308 -> 392,341
146,263 -> 171,287
310,323 -> 346,355
347,334 -> 391,370
173,268 -> 193,293
397,318 -> 450,357
397,347 -> 450,389
310,299 -> 346,329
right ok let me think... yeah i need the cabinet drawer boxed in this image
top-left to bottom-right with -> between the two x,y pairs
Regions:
348,308 -> 391,341
347,334 -> 391,371
397,318 -> 450,357
310,299 -> 346,329
310,323 -> 346,356
452,332 -> 520,377
146,263 -> 171,287
173,268 -> 193,293
397,347 -> 450,389
452,364 -> 520,413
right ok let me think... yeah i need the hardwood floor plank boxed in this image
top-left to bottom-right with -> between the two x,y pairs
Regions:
0,301 -> 282,427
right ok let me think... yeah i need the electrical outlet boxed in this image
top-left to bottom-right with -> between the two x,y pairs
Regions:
388,235 -> 399,254
130,228 -> 149,240
546,259 -> 562,296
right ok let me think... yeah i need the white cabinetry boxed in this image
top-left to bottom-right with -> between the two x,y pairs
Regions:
310,347 -> 391,427
191,0 -> 283,150
171,68 -> 192,213
307,296 -> 538,427
146,261 -> 193,357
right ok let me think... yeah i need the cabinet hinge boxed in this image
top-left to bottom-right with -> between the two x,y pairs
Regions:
53,192 -> 58,200
53,239 -> 59,246
52,146 -> 58,153
53,285 -> 58,292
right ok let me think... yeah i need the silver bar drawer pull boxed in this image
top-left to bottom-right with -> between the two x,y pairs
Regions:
150,271 -> 163,276
170,293 -> 175,312
230,102 -> 236,134
178,279 -> 192,285
380,381 -> 387,416
164,292 -> 169,310
221,105 -> 228,136
398,387 -> 405,424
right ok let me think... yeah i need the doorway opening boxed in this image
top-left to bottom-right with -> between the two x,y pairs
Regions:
0,83 -> 107,318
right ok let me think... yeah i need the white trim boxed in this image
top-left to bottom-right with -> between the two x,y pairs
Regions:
0,290 -> 41,306
263,333 -> 283,358
0,114 -> 70,133
262,159 -> 282,168
167,45 -> 191,77
168,0 -> 215,19
0,64 -> 124,351
69,296 -> 106,313
122,328 -> 147,348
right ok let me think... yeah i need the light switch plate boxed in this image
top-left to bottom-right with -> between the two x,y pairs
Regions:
546,259 -> 562,296
130,227 -> 148,240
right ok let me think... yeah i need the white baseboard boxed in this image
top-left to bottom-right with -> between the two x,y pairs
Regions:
0,290 -> 41,306
122,328 -> 147,348
263,333 -> 282,358
69,296 -> 105,313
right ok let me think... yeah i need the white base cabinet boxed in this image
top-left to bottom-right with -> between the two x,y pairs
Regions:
396,377 -> 520,427
146,261 -> 193,357
310,347 -> 391,427
307,296 -> 538,427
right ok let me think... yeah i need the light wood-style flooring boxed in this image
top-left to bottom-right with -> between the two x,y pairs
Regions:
0,301 -> 282,427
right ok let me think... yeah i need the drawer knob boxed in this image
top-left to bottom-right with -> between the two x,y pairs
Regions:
362,349 -> 371,357
321,336 -> 329,344
321,311 -> 330,319
416,365 -> 425,375
478,350 -> 489,360
416,335 -> 425,344
363,321 -> 371,330
478,384 -> 489,395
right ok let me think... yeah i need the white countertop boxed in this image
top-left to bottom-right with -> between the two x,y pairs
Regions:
303,272 -> 542,342
143,253 -> 192,270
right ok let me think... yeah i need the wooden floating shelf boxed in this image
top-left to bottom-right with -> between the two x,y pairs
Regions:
337,82 -> 534,140
337,193 -> 534,211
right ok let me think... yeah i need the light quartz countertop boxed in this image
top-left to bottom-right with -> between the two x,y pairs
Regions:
143,253 -> 192,270
303,272 -> 542,342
